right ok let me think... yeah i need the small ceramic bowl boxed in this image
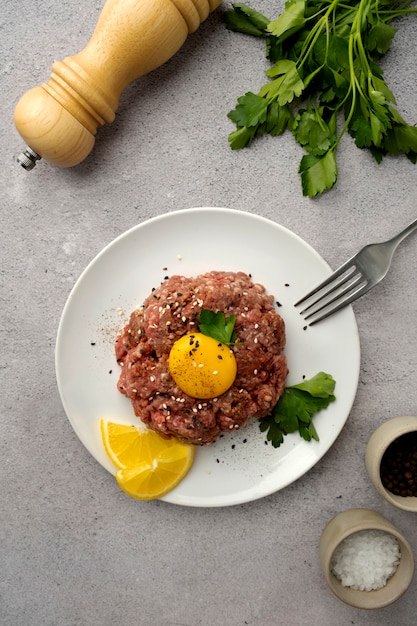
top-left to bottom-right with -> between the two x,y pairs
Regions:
365,416 -> 417,512
319,508 -> 414,609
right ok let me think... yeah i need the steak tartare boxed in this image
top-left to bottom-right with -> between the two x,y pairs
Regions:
115,271 -> 288,445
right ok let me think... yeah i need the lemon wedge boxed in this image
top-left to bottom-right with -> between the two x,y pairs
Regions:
100,421 -> 194,500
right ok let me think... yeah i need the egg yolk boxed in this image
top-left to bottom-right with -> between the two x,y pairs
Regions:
168,332 -> 237,399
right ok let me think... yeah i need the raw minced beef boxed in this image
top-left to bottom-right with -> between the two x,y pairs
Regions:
115,271 -> 288,445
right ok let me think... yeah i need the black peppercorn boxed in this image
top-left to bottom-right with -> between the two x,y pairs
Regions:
380,432 -> 417,497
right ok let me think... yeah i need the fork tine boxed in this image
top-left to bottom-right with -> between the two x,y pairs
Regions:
294,257 -> 358,307
300,270 -> 364,315
306,281 -> 371,326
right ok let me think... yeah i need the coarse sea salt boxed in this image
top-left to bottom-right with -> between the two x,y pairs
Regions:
331,529 -> 401,591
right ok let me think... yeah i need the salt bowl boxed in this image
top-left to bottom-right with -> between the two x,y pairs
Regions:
365,416 -> 417,511
319,508 -> 414,608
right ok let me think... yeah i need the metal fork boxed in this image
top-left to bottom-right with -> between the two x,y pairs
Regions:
295,216 -> 417,326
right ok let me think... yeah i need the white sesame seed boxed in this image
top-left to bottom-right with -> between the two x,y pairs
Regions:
254,337 -> 258,344
253,369 -> 258,375
150,375 -> 155,382
212,371 -> 218,375
254,323 -> 259,329
198,363 -> 204,368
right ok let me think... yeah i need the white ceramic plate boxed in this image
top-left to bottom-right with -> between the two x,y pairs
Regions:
56,207 -> 360,507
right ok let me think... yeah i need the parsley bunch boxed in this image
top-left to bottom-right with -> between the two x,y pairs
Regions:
259,372 -> 336,447
225,1 -> 417,197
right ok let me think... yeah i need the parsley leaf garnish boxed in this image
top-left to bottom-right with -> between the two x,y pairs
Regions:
225,1 -> 417,197
259,372 -> 336,447
198,309 -> 238,344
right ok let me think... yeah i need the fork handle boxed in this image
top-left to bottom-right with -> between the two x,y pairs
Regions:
388,216 -> 417,249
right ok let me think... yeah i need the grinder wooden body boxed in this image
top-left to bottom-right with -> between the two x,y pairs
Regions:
14,0 -> 221,169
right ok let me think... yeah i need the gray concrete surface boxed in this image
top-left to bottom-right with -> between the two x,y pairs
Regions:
1,1 -> 417,625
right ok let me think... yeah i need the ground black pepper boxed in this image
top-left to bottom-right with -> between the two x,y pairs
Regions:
380,431 -> 417,497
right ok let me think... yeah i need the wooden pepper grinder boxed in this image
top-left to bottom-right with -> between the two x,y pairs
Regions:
14,0 -> 222,170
